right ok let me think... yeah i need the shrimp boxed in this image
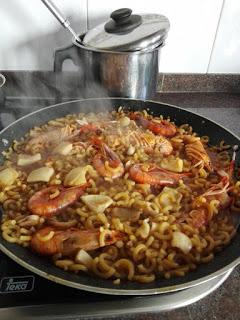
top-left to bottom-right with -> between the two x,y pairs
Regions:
189,208 -> 208,229
189,176 -> 232,228
128,132 -> 173,156
184,136 -> 212,171
31,226 -> 123,256
28,184 -> 89,217
28,125 -> 76,147
155,135 -> 173,155
201,176 -> 231,209
129,164 -> 191,186
189,149 -> 238,229
92,138 -> 124,179
79,123 -> 102,135
129,113 -> 176,137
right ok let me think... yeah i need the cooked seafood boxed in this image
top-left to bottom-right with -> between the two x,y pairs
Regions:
1,109 -> 239,285
31,226 -> 122,256
129,164 -> 191,185
92,138 -> 124,179
127,132 -> 173,155
28,184 -> 89,217
27,125 -> 75,148
129,113 -> 176,137
184,135 -> 212,171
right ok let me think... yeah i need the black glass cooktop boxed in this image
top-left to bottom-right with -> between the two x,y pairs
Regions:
0,251 -> 123,309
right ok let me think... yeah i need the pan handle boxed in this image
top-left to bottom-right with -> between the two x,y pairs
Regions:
54,43 -> 80,72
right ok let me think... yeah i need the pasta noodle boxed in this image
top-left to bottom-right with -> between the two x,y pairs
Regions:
0,109 -> 239,284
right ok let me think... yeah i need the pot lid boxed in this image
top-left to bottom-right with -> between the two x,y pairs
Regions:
82,8 -> 170,52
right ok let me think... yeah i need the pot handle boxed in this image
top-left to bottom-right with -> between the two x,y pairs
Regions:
54,43 -> 80,72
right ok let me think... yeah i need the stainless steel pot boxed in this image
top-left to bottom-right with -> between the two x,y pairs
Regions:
54,9 -> 170,99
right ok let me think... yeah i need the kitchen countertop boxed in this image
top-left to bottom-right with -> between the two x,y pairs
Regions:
0,90 -> 239,319
155,92 -> 240,137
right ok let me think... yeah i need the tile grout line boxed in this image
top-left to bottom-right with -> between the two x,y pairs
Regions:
86,0 -> 89,30
207,0 -> 226,73
160,74 -> 165,92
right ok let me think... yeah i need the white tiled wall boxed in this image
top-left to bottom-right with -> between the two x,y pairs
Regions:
0,0 -> 240,73
208,0 -> 240,73
0,0 -> 87,70
88,0 -> 223,73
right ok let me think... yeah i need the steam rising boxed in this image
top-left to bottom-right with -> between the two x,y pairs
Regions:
4,66 -> 114,113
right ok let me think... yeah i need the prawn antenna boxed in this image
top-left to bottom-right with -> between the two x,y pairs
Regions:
232,145 -> 239,161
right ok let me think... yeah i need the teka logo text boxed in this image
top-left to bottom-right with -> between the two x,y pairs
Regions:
0,276 -> 34,294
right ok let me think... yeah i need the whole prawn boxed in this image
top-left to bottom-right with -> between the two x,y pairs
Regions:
127,131 -> 173,156
28,125 -> 76,147
129,113 -> 176,137
129,163 -> 191,186
28,184 -> 89,217
28,123 -> 101,149
92,138 -> 124,179
184,136 -> 212,171
187,146 -> 238,228
79,123 -> 102,136
189,176 -> 232,228
31,226 -> 123,256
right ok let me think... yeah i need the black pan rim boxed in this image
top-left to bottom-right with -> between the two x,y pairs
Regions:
0,97 -> 239,295
0,242 -> 239,295
0,96 -> 240,143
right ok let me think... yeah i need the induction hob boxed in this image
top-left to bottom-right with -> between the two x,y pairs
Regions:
0,251 -> 232,319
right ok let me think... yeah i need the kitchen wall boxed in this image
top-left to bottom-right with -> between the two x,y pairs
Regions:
0,0 -> 239,73
0,0 -> 87,71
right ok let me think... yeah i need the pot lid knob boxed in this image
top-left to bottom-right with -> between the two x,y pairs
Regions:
104,8 -> 142,34
82,9 -> 170,52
